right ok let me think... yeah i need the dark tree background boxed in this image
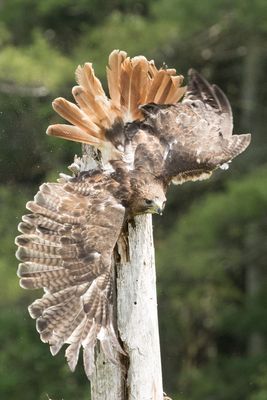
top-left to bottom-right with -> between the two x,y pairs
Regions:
0,1 -> 267,399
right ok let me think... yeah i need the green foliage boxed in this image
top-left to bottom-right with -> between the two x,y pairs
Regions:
73,11 -> 173,75
0,0 -> 267,399
157,166 -> 267,398
0,305 -> 89,400
0,32 -> 74,89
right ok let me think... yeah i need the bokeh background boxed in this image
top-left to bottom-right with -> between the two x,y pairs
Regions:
0,1 -> 267,399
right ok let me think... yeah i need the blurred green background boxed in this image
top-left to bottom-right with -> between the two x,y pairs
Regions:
0,1 -> 267,399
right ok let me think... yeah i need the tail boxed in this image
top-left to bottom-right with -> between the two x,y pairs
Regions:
47,50 -> 186,160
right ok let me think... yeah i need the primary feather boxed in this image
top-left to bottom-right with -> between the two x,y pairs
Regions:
16,50 -> 251,378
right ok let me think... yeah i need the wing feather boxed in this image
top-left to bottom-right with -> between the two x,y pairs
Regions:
16,175 -> 125,376
137,70 -> 250,183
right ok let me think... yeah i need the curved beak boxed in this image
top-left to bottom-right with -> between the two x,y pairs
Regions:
155,200 -> 166,216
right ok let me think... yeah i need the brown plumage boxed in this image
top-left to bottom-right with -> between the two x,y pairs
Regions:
16,50 -> 251,379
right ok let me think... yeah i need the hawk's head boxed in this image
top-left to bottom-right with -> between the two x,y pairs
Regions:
129,172 -> 166,216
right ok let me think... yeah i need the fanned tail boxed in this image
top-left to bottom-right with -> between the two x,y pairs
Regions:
47,49 -> 186,162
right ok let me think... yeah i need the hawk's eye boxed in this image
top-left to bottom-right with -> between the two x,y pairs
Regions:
145,199 -> 153,205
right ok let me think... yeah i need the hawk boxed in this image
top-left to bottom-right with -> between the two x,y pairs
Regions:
15,50 -> 250,378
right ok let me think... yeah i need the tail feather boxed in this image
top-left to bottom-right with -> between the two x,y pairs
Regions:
146,71 -> 185,104
47,124 -> 103,146
72,86 -> 99,121
146,70 -> 166,103
52,98 -> 104,139
151,72 -> 172,103
107,49 -> 127,109
156,76 -> 173,104
120,57 -> 131,114
131,57 -> 150,117
166,77 -> 186,103
120,56 -> 150,121
75,63 -> 106,99
47,50 -> 185,161
75,63 -> 115,129
72,85 -> 113,129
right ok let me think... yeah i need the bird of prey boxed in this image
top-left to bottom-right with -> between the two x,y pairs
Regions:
15,50 -> 250,378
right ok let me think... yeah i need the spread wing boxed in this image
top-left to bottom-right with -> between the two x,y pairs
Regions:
139,70 -> 251,184
15,175 -> 125,378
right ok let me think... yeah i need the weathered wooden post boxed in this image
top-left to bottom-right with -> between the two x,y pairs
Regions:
91,217 -> 163,400
116,214 -> 163,399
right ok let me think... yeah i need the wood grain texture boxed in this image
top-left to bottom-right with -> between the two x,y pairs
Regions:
91,213 -> 163,400
117,214 -> 163,400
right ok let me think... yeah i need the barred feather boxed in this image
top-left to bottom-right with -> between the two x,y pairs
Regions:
16,174 -> 126,376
